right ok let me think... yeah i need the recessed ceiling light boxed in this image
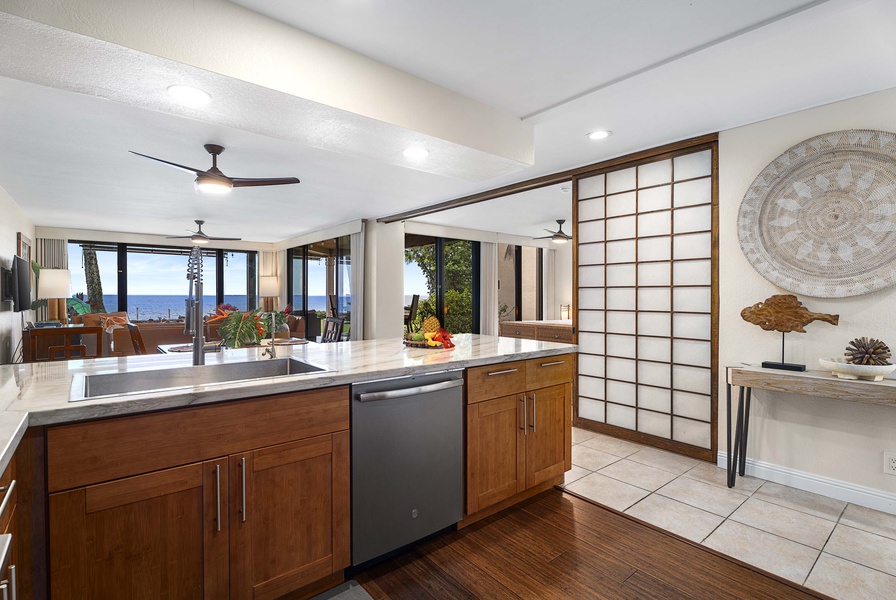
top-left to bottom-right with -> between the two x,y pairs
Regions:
586,130 -> 612,141
167,85 -> 211,107
403,147 -> 429,161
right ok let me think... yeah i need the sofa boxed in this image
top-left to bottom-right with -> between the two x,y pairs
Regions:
72,313 -> 306,356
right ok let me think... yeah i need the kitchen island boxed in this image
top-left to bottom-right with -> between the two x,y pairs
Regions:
0,334 -> 576,599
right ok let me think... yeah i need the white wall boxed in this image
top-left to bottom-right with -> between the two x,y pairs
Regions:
555,239 -> 573,315
363,220 -> 404,339
0,184 -> 34,364
719,87 -> 896,498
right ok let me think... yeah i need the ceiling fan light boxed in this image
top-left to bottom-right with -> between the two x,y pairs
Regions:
191,234 -> 210,244
194,175 -> 232,195
552,233 -> 569,244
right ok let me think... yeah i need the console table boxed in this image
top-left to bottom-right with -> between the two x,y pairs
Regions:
726,365 -> 896,487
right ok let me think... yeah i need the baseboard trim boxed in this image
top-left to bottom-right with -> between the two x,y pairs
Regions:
717,452 -> 896,516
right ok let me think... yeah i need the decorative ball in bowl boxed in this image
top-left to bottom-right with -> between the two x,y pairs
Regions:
818,358 -> 896,381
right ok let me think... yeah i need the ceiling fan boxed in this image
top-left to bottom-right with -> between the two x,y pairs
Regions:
130,144 -> 300,194
534,219 -> 572,244
167,220 -> 241,245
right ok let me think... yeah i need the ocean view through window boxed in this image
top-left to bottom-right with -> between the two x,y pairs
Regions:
68,241 -> 258,322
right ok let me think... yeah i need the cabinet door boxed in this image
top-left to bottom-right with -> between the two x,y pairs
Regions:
49,460 -> 226,600
466,394 -> 526,514
230,431 -> 349,600
526,384 -> 568,488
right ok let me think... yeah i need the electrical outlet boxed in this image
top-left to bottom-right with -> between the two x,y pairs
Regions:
885,452 -> 896,476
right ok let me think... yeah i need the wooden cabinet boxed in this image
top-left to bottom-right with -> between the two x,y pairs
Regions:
499,321 -> 574,343
49,462 -> 216,599
229,432 -> 349,600
47,387 -> 350,600
0,455 -> 18,599
465,355 -> 573,516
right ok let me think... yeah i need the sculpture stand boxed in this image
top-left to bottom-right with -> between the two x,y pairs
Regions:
761,332 -> 807,372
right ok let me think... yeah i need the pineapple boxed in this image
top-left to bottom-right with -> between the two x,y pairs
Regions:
422,316 -> 441,334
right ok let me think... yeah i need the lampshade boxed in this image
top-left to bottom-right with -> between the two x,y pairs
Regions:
259,276 -> 279,297
39,269 -> 71,299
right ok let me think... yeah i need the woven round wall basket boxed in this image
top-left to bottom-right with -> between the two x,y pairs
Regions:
738,129 -> 896,298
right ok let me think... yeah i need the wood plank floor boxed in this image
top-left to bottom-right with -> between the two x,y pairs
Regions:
355,489 -> 832,599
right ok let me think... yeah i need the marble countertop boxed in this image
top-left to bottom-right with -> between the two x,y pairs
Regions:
0,335 -> 576,476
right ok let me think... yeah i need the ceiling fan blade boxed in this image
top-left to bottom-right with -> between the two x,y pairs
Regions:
208,237 -> 242,241
533,235 -> 553,239
544,229 -> 557,234
232,177 -> 301,187
129,151 -> 205,175
165,235 -> 194,239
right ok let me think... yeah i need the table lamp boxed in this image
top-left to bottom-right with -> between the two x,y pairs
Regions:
259,275 -> 279,312
39,269 -> 71,324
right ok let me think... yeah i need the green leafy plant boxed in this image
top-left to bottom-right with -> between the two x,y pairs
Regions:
218,308 -> 267,348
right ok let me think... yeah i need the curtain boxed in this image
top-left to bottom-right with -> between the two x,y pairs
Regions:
479,242 -> 499,336
542,248 -> 556,320
349,222 -> 365,340
35,238 -> 68,321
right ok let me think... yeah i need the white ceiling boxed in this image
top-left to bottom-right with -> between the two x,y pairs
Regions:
1,0 -> 896,242
231,0 -> 826,118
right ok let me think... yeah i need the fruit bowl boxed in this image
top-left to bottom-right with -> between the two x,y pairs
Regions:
818,358 -> 896,381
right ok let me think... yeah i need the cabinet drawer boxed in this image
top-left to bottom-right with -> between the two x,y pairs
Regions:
47,386 -> 349,492
526,355 -> 574,390
466,361 -> 527,403
499,323 -> 536,339
535,326 -> 574,343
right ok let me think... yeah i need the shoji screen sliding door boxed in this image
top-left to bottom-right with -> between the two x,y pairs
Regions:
574,142 -> 718,460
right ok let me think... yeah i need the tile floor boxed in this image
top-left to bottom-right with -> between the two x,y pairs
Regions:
563,427 -> 896,600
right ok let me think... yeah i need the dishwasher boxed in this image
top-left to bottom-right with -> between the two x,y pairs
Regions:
351,369 -> 464,565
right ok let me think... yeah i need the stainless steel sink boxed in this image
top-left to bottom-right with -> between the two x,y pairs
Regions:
78,358 -> 328,400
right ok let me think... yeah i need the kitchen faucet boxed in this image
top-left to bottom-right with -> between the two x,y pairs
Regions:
185,246 -> 205,366
262,312 -> 277,359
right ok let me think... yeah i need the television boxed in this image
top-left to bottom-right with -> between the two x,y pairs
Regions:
11,255 -> 31,312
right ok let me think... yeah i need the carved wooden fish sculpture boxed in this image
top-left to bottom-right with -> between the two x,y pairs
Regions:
741,294 -> 839,333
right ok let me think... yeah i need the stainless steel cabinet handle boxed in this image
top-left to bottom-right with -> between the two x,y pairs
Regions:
486,368 -> 518,377
531,392 -> 537,433
540,361 -> 565,367
357,379 -> 463,402
214,465 -> 221,533
9,565 -> 15,600
522,395 -> 528,436
1,580 -> 7,600
0,482 -> 15,521
240,457 -> 247,523
519,396 -> 526,434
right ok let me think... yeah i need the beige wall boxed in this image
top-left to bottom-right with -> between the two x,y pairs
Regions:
719,87 -> 896,495
0,184 -> 34,364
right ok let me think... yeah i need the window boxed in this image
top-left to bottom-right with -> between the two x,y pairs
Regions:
405,235 -> 479,334
497,243 -> 543,322
286,235 -> 352,340
67,241 -> 257,322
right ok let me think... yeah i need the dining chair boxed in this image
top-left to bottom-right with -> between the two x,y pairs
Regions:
321,317 -> 345,343
327,294 -> 338,318
404,294 -> 420,332
126,323 -> 147,355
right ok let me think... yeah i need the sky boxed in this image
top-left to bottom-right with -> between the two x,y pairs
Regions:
67,243 -> 429,298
